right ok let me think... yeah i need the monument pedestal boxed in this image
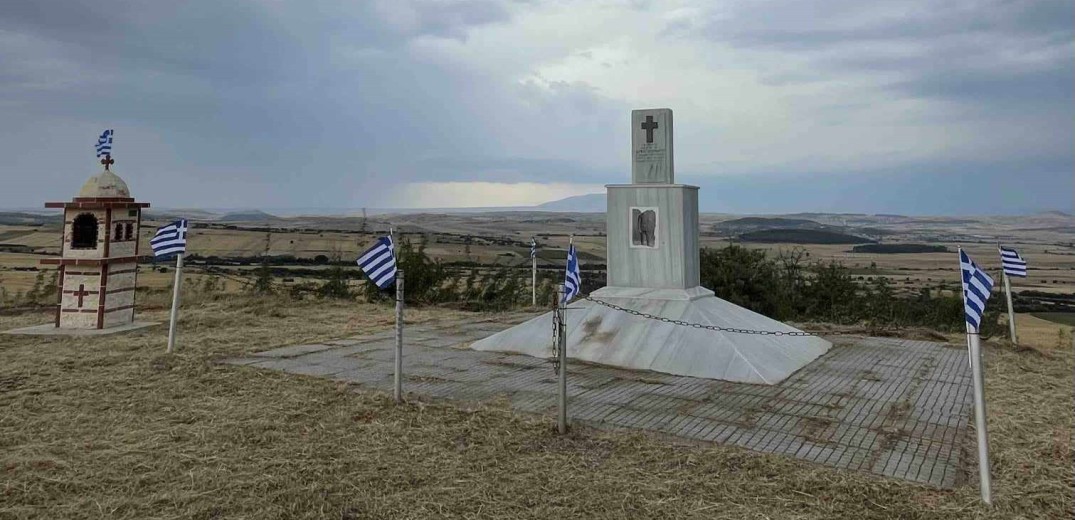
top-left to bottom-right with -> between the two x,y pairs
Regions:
471,286 -> 830,384
606,184 -> 699,289
471,108 -> 830,384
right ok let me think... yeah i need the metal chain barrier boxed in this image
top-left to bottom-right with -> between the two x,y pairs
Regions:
581,295 -> 872,337
551,295 -> 564,374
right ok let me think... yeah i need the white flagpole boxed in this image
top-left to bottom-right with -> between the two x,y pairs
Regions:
958,247 -> 993,505
958,247 -> 972,368
999,245 -> 1018,346
556,284 -> 567,434
166,252 -> 184,354
531,238 -> 537,307
968,328 -> 993,505
394,269 -> 404,404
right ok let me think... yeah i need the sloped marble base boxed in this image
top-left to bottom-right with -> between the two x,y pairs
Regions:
470,286 -> 831,385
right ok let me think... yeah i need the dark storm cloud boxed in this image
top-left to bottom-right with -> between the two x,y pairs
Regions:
0,0 -> 552,206
696,0 -> 1074,105
0,0 -> 1070,213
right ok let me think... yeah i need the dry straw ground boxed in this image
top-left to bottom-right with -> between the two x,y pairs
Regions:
1,293 -> 1072,519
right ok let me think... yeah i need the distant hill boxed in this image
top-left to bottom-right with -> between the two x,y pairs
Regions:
737,229 -> 875,244
715,217 -> 824,234
144,208 -> 221,222
535,194 -> 605,212
852,244 -> 948,254
217,210 -> 280,222
0,212 -> 60,226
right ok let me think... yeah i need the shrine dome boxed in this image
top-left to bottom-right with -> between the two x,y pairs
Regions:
78,169 -> 130,199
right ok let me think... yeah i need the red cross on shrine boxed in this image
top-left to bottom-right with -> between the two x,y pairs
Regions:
73,284 -> 91,308
100,156 -> 114,171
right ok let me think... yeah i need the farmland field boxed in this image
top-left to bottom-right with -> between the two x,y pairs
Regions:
1,210 -> 1073,301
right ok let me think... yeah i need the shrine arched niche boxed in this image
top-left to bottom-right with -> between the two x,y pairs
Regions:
71,213 -> 99,249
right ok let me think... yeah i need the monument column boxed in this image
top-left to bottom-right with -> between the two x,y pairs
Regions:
606,108 -> 699,290
631,108 -> 674,184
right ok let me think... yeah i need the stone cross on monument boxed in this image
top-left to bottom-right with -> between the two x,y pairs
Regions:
471,108 -> 831,385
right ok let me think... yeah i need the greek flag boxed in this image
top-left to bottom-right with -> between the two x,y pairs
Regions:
95,129 -> 113,158
999,246 -> 1027,278
358,236 -> 396,289
151,219 -> 188,258
563,243 -> 580,303
530,238 -> 537,260
960,249 -> 994,332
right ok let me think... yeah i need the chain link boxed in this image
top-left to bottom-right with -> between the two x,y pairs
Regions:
581,295 -> 870,337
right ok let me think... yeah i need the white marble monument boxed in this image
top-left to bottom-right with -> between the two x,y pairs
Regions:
471,109 -> 830,384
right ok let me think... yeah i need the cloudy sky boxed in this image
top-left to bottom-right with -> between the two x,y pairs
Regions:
2,0 -> 1072,214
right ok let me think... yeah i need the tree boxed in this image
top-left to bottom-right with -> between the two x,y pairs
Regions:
251,230 -> 274,294
804,261 -> 859,324
316,247 -> 353,300
699,245 -> 789,319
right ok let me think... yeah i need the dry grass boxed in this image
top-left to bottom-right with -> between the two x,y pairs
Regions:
1,294 -> 1072,519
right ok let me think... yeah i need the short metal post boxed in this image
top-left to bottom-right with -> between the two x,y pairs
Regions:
1002,270 -> 1017,346
394,269 -> 404,404
968,332 -> 993,504
556,285 -> 568,434
166,252 -> 184,354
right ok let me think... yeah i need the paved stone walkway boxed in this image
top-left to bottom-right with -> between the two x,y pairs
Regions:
224,314 -> 972,488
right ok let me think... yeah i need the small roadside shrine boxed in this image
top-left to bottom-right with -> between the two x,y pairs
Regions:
41,156 -> 150,330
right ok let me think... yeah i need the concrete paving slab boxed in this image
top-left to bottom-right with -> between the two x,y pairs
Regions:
252,343 -> 336,358
226,315 -> 974,489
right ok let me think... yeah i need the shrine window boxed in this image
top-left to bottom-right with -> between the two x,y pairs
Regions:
71,213 -> 99,249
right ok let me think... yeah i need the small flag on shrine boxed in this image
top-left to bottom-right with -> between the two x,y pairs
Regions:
999,246 -> 1027,278
358,236 -> 397,289
151,219 -> 188,258
95,129 -> 113,158
960,249 -> 994,332
563,243 -> 580,303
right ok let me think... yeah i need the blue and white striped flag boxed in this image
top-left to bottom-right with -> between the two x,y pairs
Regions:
95,129 -> 113,158
999,246 -> 1027,278
151,219 -> 188,258
530,238 -> 537,260
563,243 -> 580,303
358,236 -> 396,289
960,249 -> 994,332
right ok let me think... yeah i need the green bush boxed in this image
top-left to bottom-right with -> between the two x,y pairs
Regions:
363,238 -> 456,305
699,245 -> 986,333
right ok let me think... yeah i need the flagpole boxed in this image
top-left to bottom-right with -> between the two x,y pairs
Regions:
166,252 -> 184,354
394,269 -> 404,404
558,235 -> 575,434
999,245 -> 1018,346
958,247 -> 993,505
556,284 -> 567,434
968,326 -> 993,505
958,246 -> 973,367
531,238 -> 537,307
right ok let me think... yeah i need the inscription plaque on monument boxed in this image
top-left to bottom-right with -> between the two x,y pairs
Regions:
630,207 -> 658,248
631,108 -> 674,184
